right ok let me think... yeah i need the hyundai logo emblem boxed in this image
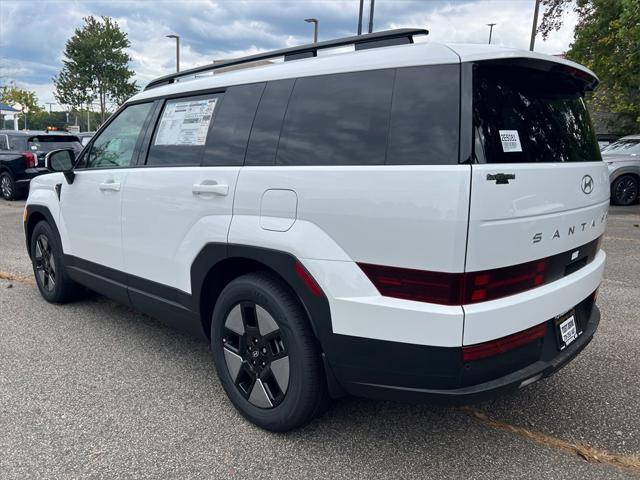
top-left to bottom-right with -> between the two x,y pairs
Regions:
581,175 -> 594,194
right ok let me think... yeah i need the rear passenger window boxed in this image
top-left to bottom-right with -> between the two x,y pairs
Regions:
276,70 -> 395,166
203,83 -> 265,166
245,79 -> 295,166
387,65 -> 460,165
147,94 -> 220,167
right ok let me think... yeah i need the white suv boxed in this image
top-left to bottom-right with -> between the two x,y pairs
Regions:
24,29 -> 609,431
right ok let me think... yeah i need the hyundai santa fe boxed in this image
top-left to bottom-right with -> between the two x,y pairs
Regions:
23,29 -> 608,431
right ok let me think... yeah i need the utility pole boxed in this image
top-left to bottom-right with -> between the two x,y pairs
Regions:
357,0 -> 364,35
368,0 -> 375,33
166,34 -> 180,72
86,102 -> 90,132
304,18 -> 319,43
46,102 -> 54,114
530,0 -> 541,51
487,23 -> 496,44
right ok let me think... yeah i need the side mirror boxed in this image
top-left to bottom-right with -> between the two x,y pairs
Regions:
45,149 -> 75,184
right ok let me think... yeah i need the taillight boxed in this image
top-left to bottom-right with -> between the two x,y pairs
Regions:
358,258 -> 548,306
462,323 -> 547,362
21,152 -> 36,168
462,259 -> 547,304
358,263 -> 462,305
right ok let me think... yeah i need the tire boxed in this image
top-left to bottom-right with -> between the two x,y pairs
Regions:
30,220 -> 82,303
611,175 -> 638,206
0,171 -> 16,200
211,272 -> 328,431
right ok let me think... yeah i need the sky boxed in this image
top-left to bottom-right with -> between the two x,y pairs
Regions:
0,0 -> 578,108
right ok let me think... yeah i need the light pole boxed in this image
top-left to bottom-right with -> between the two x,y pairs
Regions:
530,0 -> 541,51
357,0 -> 364,35
166,34 -> 180,72
304,18 -> 319,43
487,23 -> 496,44
368,0 -> 375,33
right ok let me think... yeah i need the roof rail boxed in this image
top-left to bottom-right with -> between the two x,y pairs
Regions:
144,28 -> 428,91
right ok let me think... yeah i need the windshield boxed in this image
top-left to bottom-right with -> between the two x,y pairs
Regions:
601,139 -> 640,156
28,136 -> 83,153
473,64 -> 601,164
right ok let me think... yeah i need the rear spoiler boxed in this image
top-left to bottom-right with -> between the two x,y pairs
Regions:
476,57 -> 599,92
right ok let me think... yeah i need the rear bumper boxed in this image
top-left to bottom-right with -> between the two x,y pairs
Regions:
330,298 -> 599,404
15,168 -> 48,191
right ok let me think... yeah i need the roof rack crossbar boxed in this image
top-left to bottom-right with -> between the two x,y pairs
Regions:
144,28 -> 428,90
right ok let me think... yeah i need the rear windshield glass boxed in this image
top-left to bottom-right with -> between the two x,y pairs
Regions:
473,64 -> 601,163
28,135 -> 83,153
601,139 -> 640,156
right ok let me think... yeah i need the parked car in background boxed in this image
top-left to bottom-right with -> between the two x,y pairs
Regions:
76,131 -> 96,146
602,134 -> 640,205
0,130 -> 83,200
596,133 -> 619,150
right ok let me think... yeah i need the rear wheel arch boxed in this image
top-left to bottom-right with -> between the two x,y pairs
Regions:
193,247 -> 330,345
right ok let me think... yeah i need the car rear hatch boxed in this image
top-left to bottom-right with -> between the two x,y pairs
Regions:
27,135 -> 83,167
462,58 -> 609,343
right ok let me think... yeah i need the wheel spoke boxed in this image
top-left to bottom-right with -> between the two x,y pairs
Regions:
40,236 -> 49,253
269,356 -> 290,394
248,378 -> 273,408
223,346 -> 243,382
36,268 -> 46,286
256,305 -> 279,336
225,305 -> 245,335
35,239 -> 44,259
47,271 -> 56,290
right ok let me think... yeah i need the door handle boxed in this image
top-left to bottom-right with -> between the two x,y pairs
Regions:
99,181 -> 121,192
192,183 -> 229,196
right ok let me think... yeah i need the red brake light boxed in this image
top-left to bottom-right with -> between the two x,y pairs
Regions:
462,323 -> 547,362
21,152 -> 37,168
358,258 -> 548,305
462,259 -> 547,305
358,263 -> 462,305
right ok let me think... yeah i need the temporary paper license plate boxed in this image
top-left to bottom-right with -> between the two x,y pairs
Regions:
555,310 -> 580,350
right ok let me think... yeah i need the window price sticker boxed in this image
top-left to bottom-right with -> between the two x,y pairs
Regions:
499,130 -> 522,153
155,98 -> 218,146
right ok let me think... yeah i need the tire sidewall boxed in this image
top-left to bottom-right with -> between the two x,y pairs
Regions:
0,172 -> 15,201
211,274 -> 321,431
612,175 -> 638,206
30,221 -> 67,302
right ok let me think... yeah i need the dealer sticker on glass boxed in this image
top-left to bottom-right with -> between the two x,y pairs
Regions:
499,130 -> 522,153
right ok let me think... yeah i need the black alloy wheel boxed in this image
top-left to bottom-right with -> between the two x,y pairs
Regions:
612,175 -> 638,206
0,172 -> 16,200
211,272 -> 328,431
30,220 -> 82,303
34,234 -> 56,292
222,302 -> 290,408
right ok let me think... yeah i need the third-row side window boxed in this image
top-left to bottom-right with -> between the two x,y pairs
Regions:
247,64 -> 460,167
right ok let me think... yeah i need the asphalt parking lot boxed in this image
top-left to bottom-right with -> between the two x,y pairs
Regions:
1,199 -> 639,479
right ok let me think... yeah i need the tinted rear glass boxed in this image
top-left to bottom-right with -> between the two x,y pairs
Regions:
27,136 -> 82,152
276,69 -> 395,166
473,64 -> 601,163
387,65 -> 459,165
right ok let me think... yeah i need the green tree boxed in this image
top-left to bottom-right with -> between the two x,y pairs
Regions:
53,16 -> 138,122
539,0 -> 640,134
0,86 -> 43,129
